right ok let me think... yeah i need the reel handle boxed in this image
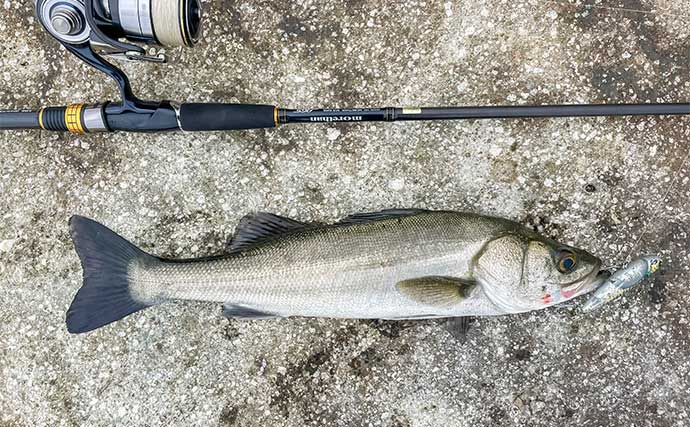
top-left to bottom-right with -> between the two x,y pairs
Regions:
178,103 -> 277,131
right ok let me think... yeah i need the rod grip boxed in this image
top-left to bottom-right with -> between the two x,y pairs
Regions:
179,103 -> 277,131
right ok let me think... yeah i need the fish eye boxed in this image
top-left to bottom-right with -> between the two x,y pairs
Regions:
557,250 -> 577,273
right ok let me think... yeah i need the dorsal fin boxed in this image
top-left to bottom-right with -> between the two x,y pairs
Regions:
337,209 -> 429,225
227,212 -> 307,253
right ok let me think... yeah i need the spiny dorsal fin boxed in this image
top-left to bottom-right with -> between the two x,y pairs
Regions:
337,209 -> 429,225
396,276 -> 476,307
227,212 -> 307,253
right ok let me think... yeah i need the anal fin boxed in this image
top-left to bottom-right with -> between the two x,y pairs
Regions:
444,317 -> 475,342
396,276 -> 476,307
222,303 -> 279,320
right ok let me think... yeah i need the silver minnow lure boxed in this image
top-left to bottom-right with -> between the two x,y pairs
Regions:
579,255 -> 662,313
65,210 -> 603,333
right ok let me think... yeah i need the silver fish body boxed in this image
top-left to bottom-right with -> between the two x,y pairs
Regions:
66,210 -> 603,333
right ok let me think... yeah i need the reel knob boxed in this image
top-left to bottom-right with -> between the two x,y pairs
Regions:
50,5 -> 85,36
36,0 -> 90,44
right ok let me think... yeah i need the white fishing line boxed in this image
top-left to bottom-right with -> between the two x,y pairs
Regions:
152,0 -> 185,47
618,146 -> 690,263
544,0 -> 689,19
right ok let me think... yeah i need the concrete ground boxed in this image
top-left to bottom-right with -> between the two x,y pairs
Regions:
1,0 -> 689,425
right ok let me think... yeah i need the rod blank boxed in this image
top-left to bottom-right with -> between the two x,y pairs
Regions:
394,103 -> 690,120
280,103 -> 690,126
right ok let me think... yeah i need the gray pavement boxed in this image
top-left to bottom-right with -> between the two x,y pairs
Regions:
0,0 -> 689,425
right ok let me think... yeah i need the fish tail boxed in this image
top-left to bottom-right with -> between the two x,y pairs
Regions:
66,215 -> 162,334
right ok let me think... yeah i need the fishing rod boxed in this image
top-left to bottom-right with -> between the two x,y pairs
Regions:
1,0 -> 688,134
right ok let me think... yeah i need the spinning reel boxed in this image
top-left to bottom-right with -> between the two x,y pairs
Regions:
37,0 -> 201,60
27,0 -> 202,133
0,2 -> 687,133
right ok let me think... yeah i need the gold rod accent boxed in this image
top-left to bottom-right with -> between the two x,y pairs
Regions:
65,103 -> 86,134
38,107 -> 45,130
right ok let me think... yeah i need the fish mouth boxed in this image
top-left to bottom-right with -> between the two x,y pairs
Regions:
560,263 -> 607,299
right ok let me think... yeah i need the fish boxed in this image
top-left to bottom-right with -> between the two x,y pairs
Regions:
65,209 -> 604,333
579,255 -> 661,313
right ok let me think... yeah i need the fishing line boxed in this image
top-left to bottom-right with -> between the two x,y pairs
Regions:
616,143 -> 690,265
540,0 -> 690,269
545,0 -> 689,19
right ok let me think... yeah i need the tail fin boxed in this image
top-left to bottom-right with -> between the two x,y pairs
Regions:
66,216 -> 159,334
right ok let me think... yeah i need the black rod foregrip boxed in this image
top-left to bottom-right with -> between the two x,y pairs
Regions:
0,110 -> 41,129
179,103 -> 277,131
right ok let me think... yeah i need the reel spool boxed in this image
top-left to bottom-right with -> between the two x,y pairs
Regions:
120,0 -> 202,47
36,0 -> 201,63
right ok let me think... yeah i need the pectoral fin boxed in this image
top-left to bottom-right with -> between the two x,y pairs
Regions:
396,276 -> 476,307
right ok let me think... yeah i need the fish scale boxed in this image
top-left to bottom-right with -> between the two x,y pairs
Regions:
132,213 -> 488,314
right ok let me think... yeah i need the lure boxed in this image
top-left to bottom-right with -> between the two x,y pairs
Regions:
579,256 -> 662,313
